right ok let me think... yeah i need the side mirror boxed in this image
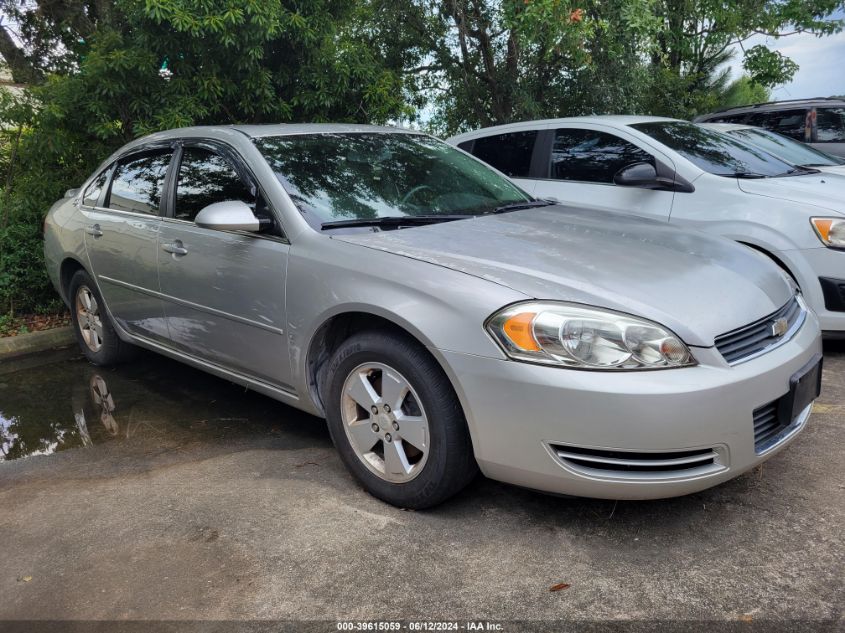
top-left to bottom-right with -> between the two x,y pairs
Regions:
194,200 -> 260,232
65,188 -> 80,199
613,162 -> 660,188
613,161 -> 695,193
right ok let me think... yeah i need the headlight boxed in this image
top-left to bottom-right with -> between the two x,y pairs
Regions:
486,302 -> 695,370
810,217 -> 845,248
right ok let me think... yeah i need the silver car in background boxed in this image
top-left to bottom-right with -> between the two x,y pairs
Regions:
44,125 -> 822,508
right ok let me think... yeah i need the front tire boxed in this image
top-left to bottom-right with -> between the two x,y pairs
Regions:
324,330 -> 478,509
68,270 -> 135,366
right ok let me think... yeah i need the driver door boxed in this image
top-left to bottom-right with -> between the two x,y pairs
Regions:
532,126 -> 675,222
157,142 -> 292,390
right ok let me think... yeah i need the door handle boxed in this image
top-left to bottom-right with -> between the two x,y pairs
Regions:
161,240 -> 188,257
85,224 -> 103,238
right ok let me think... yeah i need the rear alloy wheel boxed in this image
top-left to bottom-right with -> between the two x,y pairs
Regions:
75,285 -> 104,353
324,330 -> 478,509
68,269 -> 135,366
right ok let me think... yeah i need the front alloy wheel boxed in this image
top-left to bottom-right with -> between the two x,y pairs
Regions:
324,330 -> 478,509
341,362 -> 430,483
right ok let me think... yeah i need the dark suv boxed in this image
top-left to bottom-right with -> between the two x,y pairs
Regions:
695,98 -> 845,157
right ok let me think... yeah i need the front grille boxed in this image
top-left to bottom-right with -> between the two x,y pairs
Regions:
715,297 -> 803,364
551,444 -> 721,477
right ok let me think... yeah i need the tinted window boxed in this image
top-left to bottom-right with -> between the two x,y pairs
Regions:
551,129 -> 654,183
816,108 -> 845,143
175,148 -> 254,222
82,169 -> 109,207
747,109 -> 807,141
710,114 -> 749,124
633,121 -> 795,177
255,133 -> 530,224
470,131 -> 537,177
107,152 -> 172,215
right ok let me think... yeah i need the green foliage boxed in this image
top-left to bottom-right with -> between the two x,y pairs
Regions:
718,76 -> 771,109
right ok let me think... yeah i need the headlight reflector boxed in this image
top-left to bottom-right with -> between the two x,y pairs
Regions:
487,302 -> 695,370
811,217 -> 845,248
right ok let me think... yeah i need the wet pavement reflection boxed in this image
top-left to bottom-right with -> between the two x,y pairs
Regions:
0,349 -> 328,463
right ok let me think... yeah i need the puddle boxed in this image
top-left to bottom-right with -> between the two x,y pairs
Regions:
0,349 -> 324,463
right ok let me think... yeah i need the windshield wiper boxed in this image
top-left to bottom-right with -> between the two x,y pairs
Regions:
485,199 -> 556,215
725,171 -> 769,179
321,214 -> 472,231
779,166 -> 821,176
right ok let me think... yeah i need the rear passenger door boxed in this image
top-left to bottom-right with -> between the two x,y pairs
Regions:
82,148 -> 172,343
459,129 -> 540,194
157,142 -> 292,389
531,126 -> 675,221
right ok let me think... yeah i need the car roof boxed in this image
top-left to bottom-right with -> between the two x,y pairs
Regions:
697,97 -> 845,119
107,123 -> 424,160
447,115 -> 681,142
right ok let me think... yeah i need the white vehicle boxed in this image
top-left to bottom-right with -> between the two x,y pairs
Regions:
700,123 -> 845,177
448,116 -> 845,335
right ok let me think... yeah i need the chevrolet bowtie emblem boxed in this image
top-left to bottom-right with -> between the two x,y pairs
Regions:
770,317 -> 789,337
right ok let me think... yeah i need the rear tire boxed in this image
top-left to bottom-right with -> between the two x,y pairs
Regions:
324,330 -> 478,509
68,269 -> 135,366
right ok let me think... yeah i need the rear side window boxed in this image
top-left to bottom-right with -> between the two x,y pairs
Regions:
174,147 -> 254,222
82,169 -> 109,207
551,129 -> 654,183
816,108 -> 845,142
747,109 -> 807,141
470,131 -> 538,177
107,151 -> 172,215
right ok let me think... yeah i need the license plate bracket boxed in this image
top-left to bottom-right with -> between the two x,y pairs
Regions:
778,353 -> 823,424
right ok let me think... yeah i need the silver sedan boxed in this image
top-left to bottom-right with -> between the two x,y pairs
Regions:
44,124 -> 822,508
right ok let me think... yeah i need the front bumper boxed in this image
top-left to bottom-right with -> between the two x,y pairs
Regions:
439,310 -> 822,499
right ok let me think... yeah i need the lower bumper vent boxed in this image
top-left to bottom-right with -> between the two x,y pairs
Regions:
550,444 -> 722,478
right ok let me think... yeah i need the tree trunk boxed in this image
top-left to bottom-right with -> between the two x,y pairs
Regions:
0,25 -> 41,84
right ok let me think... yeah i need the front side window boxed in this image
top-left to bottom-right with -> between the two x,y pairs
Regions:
174,147 -> 254,222
255,133 -> 530,224
82,169 -> 110,207
816,108 -> 845,143
551,129 -> 654,183
633,121 -> 795,178
107,151 -> 172,215
747,109 -> 807,141
469,131 -> 538,177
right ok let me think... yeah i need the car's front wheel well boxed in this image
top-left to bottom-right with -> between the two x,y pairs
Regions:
307,312 -> 430,416
59,258 -> 87,304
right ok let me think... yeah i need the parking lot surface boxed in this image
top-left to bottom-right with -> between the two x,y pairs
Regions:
1,344 -> 843,624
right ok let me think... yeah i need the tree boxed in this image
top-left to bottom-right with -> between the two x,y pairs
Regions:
407,0 -> 656,135
647,0 -> 844,117
717,75 -> 771,109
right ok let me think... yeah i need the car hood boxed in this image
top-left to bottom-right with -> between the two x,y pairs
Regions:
737,172 -> 845,214
334,206 -> 795,347
816,165 -> 845,177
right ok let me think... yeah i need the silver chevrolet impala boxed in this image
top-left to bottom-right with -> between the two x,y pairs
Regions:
44,124 -> 823,508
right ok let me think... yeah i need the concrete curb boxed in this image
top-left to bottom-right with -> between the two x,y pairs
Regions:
0,326 -> 76,360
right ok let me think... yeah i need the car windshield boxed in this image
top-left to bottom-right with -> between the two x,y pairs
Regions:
254,132 -> 531,225
632,121 -> 797,177
727,128 -> 845,167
